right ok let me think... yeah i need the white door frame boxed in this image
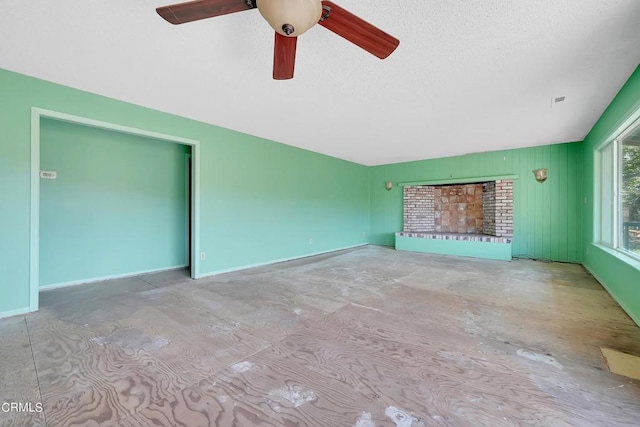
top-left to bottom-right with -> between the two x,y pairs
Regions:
30,107 -> 202,312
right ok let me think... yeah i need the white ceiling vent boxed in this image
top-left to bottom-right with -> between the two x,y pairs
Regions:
551,96 -> 566,108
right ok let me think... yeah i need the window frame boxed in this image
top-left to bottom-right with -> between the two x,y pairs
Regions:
599,140 -> 616,248
597,115 -> 640,261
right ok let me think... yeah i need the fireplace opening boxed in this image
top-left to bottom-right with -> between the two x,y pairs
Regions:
401,180 -> 513,240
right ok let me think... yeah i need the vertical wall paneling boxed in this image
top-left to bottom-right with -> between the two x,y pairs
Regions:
369,143 -> 583,263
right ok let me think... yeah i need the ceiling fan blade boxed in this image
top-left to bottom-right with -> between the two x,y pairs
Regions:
157,0 -> 256,25
318,1 -> 399,59
273,32 -> 297,80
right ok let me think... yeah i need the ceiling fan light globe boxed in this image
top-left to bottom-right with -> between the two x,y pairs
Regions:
258,0 -> 323,36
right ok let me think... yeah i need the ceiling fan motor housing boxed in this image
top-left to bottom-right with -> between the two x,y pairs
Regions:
258,0 -> 323,37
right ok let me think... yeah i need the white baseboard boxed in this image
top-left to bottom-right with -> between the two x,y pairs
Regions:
196,243 -> 368,279
40,265 -> 189,291
0,306 -> 31,320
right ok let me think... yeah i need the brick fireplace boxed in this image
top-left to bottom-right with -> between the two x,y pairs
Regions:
398,179 -> 513,242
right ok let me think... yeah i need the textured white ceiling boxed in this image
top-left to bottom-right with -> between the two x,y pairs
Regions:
1,0 -> 639,165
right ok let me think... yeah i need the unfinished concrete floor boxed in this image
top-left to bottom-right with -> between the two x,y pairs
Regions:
1,246 -> 640,426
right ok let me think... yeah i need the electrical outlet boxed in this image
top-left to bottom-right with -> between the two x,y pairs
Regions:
200,252 -> 206,261
309,238 -> 313,245
362,231 -> 366,237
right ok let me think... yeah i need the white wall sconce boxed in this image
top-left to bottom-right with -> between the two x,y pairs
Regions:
533,168 -> 548,183
385,181 -> 393,191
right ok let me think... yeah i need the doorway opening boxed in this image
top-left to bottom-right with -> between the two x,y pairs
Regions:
29,108 -> 201,312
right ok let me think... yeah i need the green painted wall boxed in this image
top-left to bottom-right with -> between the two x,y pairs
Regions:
40,119 -> 189,287
582,65 -> 640,325
4,63 -> 637,323
369,143 -> 584,263
0,68 -> 369,315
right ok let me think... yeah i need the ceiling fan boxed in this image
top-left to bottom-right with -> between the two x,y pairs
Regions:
156,0 -> 399,80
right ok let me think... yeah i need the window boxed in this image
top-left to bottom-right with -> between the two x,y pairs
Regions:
599,117 -> 640,258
